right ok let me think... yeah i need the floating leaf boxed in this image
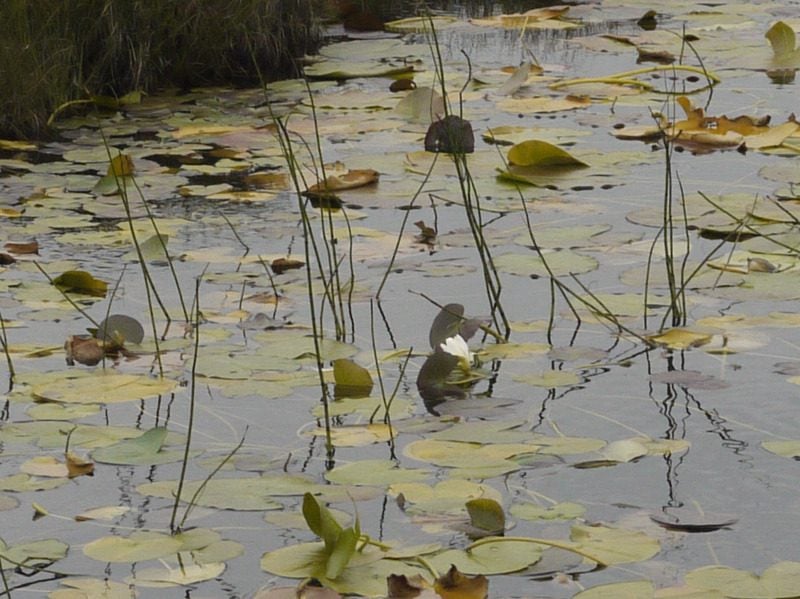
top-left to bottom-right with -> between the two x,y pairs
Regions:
127,562 -> 226,588
573,580 -> 655,598
762,440 -> 800,458
83,531 -> 182,563
471,6 -> 572,29
0,538 -> 68,571
75,505 -> 130,522
647,327 -> 714,350
685,562 -> 800,598
384,15 -> 458,33
325,459 -> 430,486
50,577 -> 133,598
511,501 -> 586,521
566,524 -> 661,565
32,372 -> 178,404
92,427 -> 189,465
513,369 -> 582,388
427,539 -> 542,575
138,477 -> 291,510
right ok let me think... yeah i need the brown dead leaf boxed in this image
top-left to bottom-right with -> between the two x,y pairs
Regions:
65,336 -> 106,366
434,565 -> 488,599
637,48 -> 675,64
387,574 -> 439,598
5,240 -> 38,254
66,451 -> 95,478
307,167 -> 379,194
271,258 -> 305,274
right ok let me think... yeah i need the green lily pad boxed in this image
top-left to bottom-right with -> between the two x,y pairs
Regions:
32,372 -> 178,404
0,538 -> 68,570
325,460 -> 430,486
685,561 -> 800,598
83,531 -> 182,563
92,427 -> 194,465
427,539 -> 543,575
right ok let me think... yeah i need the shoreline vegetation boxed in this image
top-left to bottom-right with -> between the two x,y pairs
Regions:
0,0 -> 554,140
0,0 -> 324,140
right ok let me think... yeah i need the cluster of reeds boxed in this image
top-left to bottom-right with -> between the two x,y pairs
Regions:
0,0 -> 322,139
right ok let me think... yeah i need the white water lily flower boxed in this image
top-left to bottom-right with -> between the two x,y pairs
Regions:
439,334 -> 474,372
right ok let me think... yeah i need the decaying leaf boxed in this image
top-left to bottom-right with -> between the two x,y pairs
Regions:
4,240 -> 38,254
424,115 -> 475,154
669,96 -> 799,151
65,451 -> 95,478
65,335 -> 106,366
271,257 -> 305,274
305,163 -> 379,198
434,565 -> 489,599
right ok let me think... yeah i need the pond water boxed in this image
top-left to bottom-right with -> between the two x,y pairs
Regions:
2,2 -> 800,598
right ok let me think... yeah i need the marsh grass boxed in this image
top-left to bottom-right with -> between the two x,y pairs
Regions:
0,0 -> 322,138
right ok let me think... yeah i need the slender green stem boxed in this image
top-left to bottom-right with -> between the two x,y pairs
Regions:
180,428 -> 247,529
376,152 -> 439,299
170,278 -> 201,533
